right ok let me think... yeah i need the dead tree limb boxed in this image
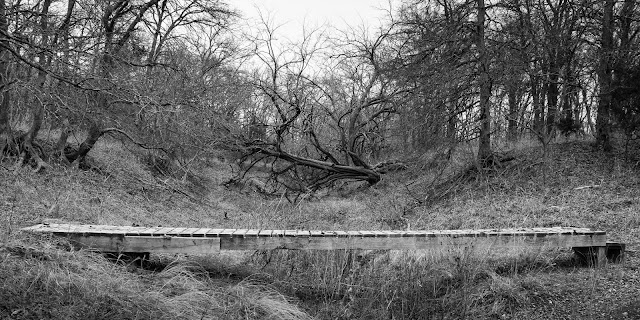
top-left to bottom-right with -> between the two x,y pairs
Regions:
102,127 -> 168,153
251,146 -> 381,190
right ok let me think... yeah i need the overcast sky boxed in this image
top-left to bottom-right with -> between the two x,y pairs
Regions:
230,0 -> 395,41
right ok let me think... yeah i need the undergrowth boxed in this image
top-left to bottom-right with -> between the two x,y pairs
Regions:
241,248 -> 553,319
2,136 -> 639,319
0,240 -> 312,320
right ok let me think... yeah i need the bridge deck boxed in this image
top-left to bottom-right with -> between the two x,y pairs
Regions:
22,224 -> 607,255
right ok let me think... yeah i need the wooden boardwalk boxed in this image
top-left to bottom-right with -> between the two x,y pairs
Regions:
22,224 -> 611,265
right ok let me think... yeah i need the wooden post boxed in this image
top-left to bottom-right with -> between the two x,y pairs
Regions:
597,246 -> 607,267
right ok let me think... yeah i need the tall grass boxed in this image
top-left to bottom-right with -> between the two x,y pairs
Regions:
0,241 -> 312,320
242,245 -> 553,319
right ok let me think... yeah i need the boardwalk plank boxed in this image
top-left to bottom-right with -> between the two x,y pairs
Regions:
309,230 -> 324,237
360,231 -> 375,237
219,229 -> 236,237
177,228 -> 201,237
245,229 -> 260,237
232,230 -> 249,237
190,228 -> 210,237
284,230 -> 298,237
258,230 -> 273,237
136,227 -> 161,236
154,227 -> 176,235
206,229 -> 224,237
296,230 -> 311,237
21,224 -> 608,255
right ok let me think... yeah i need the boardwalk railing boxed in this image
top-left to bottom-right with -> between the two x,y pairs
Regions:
21,223 -> 618,266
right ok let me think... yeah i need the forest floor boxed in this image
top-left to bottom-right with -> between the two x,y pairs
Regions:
1,137 -> 639,319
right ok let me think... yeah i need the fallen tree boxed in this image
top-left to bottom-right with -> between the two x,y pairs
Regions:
225,19 -> 408,197
250,146 -> 381,190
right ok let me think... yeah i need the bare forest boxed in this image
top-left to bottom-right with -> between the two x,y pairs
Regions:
1,0 -> 640,319
0,0 -> 637,190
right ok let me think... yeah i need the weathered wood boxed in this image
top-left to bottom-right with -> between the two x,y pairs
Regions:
208,229 -> 224,237
309,230 -> 324,237
597,246 -> 607,267
21,224 -> 611,263
191,228 -> 210,237
66,234 -> 220,254
168,228 -> 189,236
22,224 -> 607,239
219,236 -> 412,250
245,229 -> 260,237
232,229 -> 248,237
252,147 -> 381,185
296,230 -> 311,237
181,228 -> 203,236
284,230 -> 298,237
154,227 -> 176,235
258,230 -> 273,237
217,233 -> 605,250
136,227 -> 161,236
220,229 -> 236,237
23,224 -> 606,237
360,231 -> 375,237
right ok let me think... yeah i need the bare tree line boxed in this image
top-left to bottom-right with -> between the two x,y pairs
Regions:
0,0 -> 638,195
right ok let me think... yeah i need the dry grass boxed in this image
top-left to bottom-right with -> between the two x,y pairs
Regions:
240,246 -> 554,319
0,239 -> 312,320
2,136 -> 640,319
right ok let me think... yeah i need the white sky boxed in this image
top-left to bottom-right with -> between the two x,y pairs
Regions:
231,0 -> 395,41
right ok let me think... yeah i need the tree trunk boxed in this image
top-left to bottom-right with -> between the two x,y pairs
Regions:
27,0 -> 52,144
531,74 -> 543,135
596,0 -> 614,151
65,122 -> 103,165
476,0 -> 492,162
70,0 -> 160,164
0,0 -> 12,144
55,118 -> 71,160
18,0 -> 54,171
507,83 -> 518,141
572,87 -> 581,131
561,64 -> 575,123
254,146 -> 381,189
446,93 -> 457,141
546,62 -> 559,137
583,87 -> 595,134
146,0 -> 168,74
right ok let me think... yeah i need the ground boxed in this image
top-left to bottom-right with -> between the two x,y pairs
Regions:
1,138 -> 639,319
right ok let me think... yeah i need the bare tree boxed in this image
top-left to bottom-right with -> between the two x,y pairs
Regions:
17,0 -> 55,171
476,0 -> 492,162
391,0 -> 476,152
64,0 -> 161,165
0,0 -> 11,149
596,0 -> 614,151
144,0 -> 234,72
